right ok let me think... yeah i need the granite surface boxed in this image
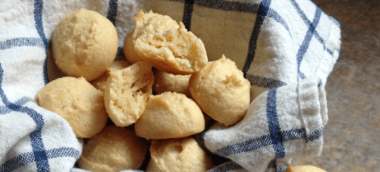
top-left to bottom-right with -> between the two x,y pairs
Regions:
292,1 -> 380,171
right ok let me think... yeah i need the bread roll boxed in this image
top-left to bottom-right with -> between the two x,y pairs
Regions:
135,92 -> 205,139
189,55 -> 250,126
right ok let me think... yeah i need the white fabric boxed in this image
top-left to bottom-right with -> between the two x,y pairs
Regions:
203,78 -> 327,172
0,0 -> 340,172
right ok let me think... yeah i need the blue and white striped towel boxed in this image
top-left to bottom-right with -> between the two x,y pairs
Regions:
0,0 -> 340,172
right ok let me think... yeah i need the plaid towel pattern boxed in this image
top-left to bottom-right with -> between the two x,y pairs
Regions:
201,77 -> 328,172
0,0 -> 340,171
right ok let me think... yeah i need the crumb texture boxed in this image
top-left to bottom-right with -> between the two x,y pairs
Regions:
135,22 -> 208,74
104,61 -> 154,127
91,61 -> 129,92
124,9 -> 179,64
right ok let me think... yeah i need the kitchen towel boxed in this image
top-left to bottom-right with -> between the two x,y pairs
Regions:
0,0 -> 340,171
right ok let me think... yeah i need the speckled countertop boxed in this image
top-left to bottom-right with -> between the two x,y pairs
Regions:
292,0 -> 380,171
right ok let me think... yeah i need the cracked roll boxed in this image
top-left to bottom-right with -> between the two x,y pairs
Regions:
52,8 -> 118,81
104,61 -> 154,127
78,126 -> 147,172
135,92 -> 205,139
146,137 -> 214,172
90,61 -> 130,92
36,77 -> 107,138
132,10 -> 208,75
189,55 -> 251,126
124,9 -> 179,64
153,68 -> 191,97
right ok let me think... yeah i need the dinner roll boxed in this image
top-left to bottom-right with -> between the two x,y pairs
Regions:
135,92 -> 205,139
124,9 -> 179,64
52,8 -> 118,81
36,77 -> 107,138
90,61 -> 129,92
189,55 -> 250,126
285,164 -> 326,172
153,68 -> 191,97
78,126 -> 147,172
135,22 -> 208,75
104,61 -> 154,127
147,137 -> 214,172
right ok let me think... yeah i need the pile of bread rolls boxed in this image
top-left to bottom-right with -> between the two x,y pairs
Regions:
37,8 -> 250,172
37,8 -> 326,172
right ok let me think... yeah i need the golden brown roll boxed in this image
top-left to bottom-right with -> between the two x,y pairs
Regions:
147,137 -> 214,172
285,164 -> 326,172
189,55 -> 251,126
153,68 -> 191,97
135,22 -> 208,75
123,9 -> 179,64
36,77 -> 107,138
135,92 -> 205,139
78,126 -> 147,172
52,8 -> 118,81
90,61 -> 129,92
104,61 -> 154,127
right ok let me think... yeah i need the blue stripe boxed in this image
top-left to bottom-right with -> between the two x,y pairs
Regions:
192,0 -> 260,12
0,148 -> 79,172
0,38 -> 44,50
289,0 -> 322,40
168,0 -> 290,37
0,98 -> 33,115
14,97 -> 32,106
0,63 -> 50,171
305,127 -> 323,143
34,0 -> 49,85
106,0 -> 118,26
211,127 -> 322,159
117,47 -> 125,57
296,8 -> 322,81
280,127 -> 323,143
281,128 -> 305,142
45,147 -> 81,159
169,0 -> 292,77
290,0 -> 335,57
267,9 -> 292,38
246,74 -> 287,89
242,0 -> 272,77
183,0 -> 195,31
0,152 -> 35,172
326,48 -> 333,55
207,161 -> 243,172
215,134 -> 272,157
266,89 -> 284,159
0,106 -> 11,114
299,71 -> 306,80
